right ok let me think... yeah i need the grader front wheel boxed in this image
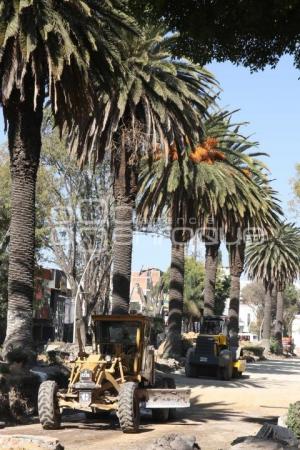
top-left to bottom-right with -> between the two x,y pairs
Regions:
118,382 -> 140,433
38,381 -> 61,430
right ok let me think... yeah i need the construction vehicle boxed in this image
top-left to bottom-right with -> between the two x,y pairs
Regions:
185,316 -> 246,380
38,315 -> 190,433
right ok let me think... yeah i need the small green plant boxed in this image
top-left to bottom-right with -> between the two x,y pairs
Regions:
287,401 -> 300,438
270,337 -> 282,355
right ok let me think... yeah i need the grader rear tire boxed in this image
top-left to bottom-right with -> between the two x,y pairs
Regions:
118,382 -> 140,433
38,381 -> 61,430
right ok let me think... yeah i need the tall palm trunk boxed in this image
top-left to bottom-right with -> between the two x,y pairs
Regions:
274,289 -> 284,354
204,239 -> 220,316
164,231 -> 185,358
227,230 -> 245,344
262,283 -> 274,352
111,131 -> 137,314
3,79 -> 44,359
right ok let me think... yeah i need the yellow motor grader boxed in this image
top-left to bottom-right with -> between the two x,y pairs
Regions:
185,316 -> 246,380
38,315 -> 190,433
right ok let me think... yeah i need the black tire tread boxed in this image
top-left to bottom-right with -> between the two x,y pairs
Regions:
118,382 -> 139,433
185,348 -> 198,378
38,381 -> 61,430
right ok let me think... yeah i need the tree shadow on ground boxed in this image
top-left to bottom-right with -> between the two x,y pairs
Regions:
245,360 -> 300,376
147,400 -> 279,426
174,372 -> 267,389
173,359 -> 300,389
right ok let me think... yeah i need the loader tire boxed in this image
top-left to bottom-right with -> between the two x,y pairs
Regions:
38,381 -> 61,430
185,348 -> 198,378
218,363 -> 233,381
118,382 -> 140,433
224,363 -> 233,381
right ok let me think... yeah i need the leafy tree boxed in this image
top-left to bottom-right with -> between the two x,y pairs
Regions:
161,256 -> 229,330
242,281 -> 300,338
242,281 -> 266,336
129,0 -> 300,70
0,0 -> 136,358
283,285 -> 300,335
183,257 -> 205,327
77,25 -> 215,318
214,273 -> 230,317
0,121 -> 113,345
246,223 -> 300,352
41,116 -> 114,343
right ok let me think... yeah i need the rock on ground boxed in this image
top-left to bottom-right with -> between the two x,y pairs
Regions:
143,434 -> 200,450
230,437 -> 290,449
231,424 -> 299,449
256,424 -> 298,447
0,435 -> 64,450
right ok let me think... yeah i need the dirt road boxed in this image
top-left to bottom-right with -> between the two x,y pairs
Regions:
2,359 -> 300,450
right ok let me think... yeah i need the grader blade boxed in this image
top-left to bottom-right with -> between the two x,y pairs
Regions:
144,388 -> 191,409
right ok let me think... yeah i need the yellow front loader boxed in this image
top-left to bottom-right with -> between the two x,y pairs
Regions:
185,316 -> 246,380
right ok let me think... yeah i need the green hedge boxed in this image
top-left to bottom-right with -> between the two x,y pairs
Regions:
287,402 -> 300,438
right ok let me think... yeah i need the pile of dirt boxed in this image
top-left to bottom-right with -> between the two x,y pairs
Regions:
0,363 -> 40,424
142,434 -> 200,450
240,344 -> 266,362
0,346 -> 71,425
155,357 -> 185,374
182,332 -> 198,343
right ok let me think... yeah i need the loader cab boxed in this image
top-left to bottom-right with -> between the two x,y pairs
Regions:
200,316 -> 228,337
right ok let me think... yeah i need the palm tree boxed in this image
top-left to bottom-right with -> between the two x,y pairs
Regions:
0,0 -> 136,358
137,110 -> 263,357
245,223 -> 300,352
195,112 -> 261,317
227,180 -> 282,339
76,25 -> 216,315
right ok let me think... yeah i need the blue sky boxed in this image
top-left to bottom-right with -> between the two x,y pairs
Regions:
0,56 -> 299,272
132,55 -> 300,272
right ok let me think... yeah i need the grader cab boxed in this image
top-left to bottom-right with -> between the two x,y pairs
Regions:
38,315 -> 190,433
